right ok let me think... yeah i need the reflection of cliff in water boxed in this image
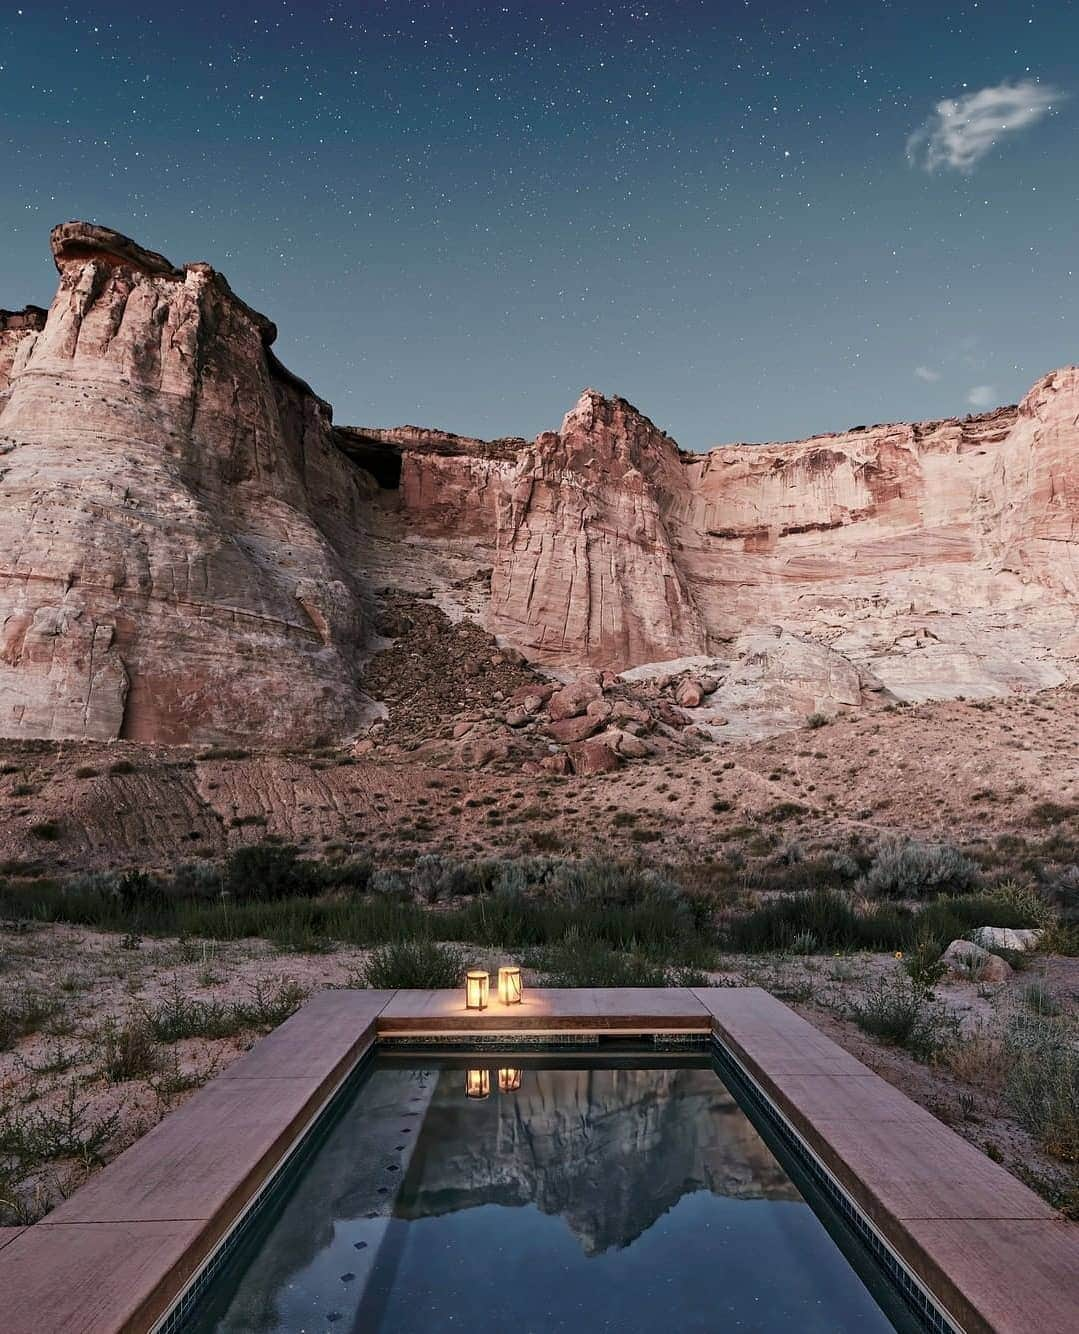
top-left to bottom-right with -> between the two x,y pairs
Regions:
204,1063 -> 801,1332
398,1066 -> 799,1255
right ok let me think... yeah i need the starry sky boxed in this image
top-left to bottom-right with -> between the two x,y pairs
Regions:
1,1 -> 1076,449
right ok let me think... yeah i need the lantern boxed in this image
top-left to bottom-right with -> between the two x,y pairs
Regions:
465,970 -> 489,1010
498,965 -> 523,1006
465,1068 -> 491,1099
498,1068 -> 522,1093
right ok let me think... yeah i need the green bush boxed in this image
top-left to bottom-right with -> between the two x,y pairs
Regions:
221,843 -> 325,901
864,838 -> 978,899
1003,1012 -> 1079,1161
726,889 -> 910,953
359,940 -> 464,989
527,934 -> 708,988
848,975 -> 957,1058
99,1018 -> 160,1082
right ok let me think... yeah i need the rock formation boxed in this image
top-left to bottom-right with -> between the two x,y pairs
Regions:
2,220 -> 1078,747
0,223 -> 377,744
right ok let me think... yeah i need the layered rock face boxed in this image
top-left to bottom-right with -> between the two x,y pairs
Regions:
0,223 -> 376,743
2,220 -> 1077,746
387,381 -> 1079,716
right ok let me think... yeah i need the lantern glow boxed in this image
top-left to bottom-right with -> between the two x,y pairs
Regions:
498,1068 -> 522,1093
497,965 -> 523,1005
465,970 -> 489,1010
465,1068 -> 490,1099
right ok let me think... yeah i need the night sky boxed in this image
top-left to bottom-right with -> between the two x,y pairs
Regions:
2,1 -> 1076,449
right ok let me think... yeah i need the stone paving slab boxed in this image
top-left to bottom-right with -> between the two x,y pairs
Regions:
377,985 -> 712,1033
0,1219 -> 204,1334
901,1218 -> 1079,1334
0,1225 -> 25,1252
0,989 -> 396,1333
694,986 -> 1079,1334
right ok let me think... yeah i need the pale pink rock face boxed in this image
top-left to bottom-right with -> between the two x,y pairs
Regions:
3,221 -> 1079,747
0,223 -> 378,744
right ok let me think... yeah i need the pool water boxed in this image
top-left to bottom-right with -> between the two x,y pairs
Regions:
186,1053 -> 919,1333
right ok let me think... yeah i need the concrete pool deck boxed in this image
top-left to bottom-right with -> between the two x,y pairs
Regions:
0,986 -> 1074,1333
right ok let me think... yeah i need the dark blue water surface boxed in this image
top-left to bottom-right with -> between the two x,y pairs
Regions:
188,1057 -> 906,1333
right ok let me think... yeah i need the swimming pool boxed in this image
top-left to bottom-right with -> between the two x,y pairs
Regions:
182,1049 -> 923,1332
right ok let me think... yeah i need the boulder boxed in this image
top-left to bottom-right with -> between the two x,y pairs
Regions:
969,927 -> 1044,953
504,707 -> 532,728
602,728 -> 651,759
940,939 -> 1013,984
540,753 -> 572,775
546,715 -> 602,743
508,683 -> 556,708
675,677 -> 705,708
654,700 -> 690,729
548,681 -> 602,721
567,739 -> 623,775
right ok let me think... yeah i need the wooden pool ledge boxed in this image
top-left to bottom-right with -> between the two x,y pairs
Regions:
0,986 -> 1074,1333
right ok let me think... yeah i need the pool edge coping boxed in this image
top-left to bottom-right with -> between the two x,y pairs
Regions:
0,985 -> 1072,1334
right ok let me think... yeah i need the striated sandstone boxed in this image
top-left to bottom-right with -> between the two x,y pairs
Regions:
4,221 -> 1079,749
0,223 -> 377,743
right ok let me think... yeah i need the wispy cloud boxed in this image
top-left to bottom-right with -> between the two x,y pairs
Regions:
914,365 -> 941,383
966,384 -> 999,409
907,79 -> 1063,173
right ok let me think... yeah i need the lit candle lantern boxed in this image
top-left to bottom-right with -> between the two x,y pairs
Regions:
465,1068 -> 490,1099
498,965 -> 523,1005
498,1068 -> 522,1093
465,970 -> 489,1010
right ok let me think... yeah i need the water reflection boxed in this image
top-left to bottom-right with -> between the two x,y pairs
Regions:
193,1062 -> 895,1334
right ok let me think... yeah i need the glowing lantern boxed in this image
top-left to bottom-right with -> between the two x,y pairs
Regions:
498,965 -> 523,1005
465,970 -> 489,1010
465,1068 -> 491,1099
498,1068 -> 522,1093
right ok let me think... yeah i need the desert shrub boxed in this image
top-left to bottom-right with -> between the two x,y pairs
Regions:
985,879 -> 1056,928
0,992 -> 61,1051
864,838 -> 978,899
916,890 -> 1048,948
527,934 -> 708,988
1029,801 -> 1077,827
726,889 -> 909,953
29,821 -> 61,841
1021,979 -> 1061,1017
230,978 -> 308,1028
74,766 -> 98,779
108,759 -> 136,775
0,1083 -> 119,1170
805,712 -> 828,729
1041,865 -> 1079,926
221,843 -> 325,901
763,802 -> 806,823
848,975 -> 957,1058
99,1018 -> 160,1082
359,940 -> 464,989
144,987 -> 237,1042
368,868 -> 410,899
1002,1011 -> 1079,1161
901,928 -> 948,993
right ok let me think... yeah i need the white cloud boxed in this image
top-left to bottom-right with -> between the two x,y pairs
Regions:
907,79 -> 1063,173
914,365 -> 941,383
966,384 -> 999,409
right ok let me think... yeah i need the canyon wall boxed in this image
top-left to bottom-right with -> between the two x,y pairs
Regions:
389,382 -> 1078,710
0,223 -> 377,744
1,221 -> 1077,744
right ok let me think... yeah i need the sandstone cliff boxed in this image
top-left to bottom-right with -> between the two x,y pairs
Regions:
0,223 -> 377,743
2,221 -> 1077,747
382,381 -> 1079,718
